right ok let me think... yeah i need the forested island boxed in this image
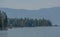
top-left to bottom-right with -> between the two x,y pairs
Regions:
0,10 -> 58,29
8,18 -> 52,27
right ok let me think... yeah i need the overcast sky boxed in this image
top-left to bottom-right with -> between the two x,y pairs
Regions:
0,0 -> 60,10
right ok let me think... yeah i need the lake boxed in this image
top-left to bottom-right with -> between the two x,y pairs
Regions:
0,27 -> 60,37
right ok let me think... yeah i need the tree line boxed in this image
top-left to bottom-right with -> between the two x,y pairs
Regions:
0,10 -> 52,28
8,18 -> 52,27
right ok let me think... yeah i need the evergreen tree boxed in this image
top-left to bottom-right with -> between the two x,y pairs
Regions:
0,10 -> 8,29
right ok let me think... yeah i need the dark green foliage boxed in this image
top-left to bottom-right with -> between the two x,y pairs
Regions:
8,18 -> 52,27
2,11 -> 8,27
0,10 -> 52,28
0,13 -> 2,27
0,11 -> 2,28
0,10 -> 8,29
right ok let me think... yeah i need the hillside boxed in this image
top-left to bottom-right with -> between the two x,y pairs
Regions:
0,7 -> 60,25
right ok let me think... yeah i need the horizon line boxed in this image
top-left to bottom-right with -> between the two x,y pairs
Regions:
0,6 -> 60,10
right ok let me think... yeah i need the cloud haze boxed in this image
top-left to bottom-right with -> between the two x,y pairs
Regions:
0,0 -> 60,10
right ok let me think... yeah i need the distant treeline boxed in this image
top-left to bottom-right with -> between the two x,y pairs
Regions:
8,18 -> 52,27
0,10 -> 52,28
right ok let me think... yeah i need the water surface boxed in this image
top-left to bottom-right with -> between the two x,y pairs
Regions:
8,27 -> 60,37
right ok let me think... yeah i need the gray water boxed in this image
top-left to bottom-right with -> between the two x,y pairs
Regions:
0,27 -> 60,37
0,31 -> 8,37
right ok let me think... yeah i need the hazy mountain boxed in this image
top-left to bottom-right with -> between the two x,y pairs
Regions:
0,7 -> 60,25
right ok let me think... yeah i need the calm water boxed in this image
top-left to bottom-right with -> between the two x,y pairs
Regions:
0,27 -> 60,37
0,30 -> 8,37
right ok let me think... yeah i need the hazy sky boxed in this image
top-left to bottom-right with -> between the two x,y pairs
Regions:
0,0 -> 60,10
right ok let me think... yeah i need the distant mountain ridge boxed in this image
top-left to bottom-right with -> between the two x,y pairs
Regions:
0,7 -> 60,25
